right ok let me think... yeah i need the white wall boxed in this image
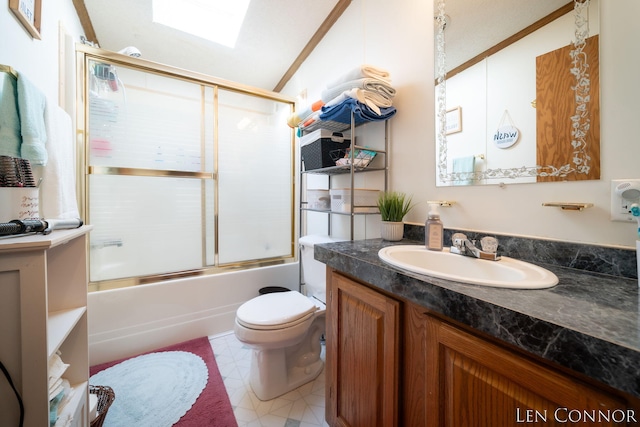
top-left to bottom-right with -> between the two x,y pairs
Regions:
285,0 -> 640,248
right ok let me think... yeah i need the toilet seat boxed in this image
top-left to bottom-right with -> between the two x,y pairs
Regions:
236,291 -> 318,331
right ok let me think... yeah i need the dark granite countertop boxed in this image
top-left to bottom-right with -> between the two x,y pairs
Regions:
315,237 -> 640,399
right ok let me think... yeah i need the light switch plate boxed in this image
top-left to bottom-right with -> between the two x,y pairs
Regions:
610,179 -> 640,222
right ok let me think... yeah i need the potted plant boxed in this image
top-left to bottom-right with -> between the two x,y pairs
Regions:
377,191 -> 415,241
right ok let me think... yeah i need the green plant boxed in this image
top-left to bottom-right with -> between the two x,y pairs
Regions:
377,191 -> 415,222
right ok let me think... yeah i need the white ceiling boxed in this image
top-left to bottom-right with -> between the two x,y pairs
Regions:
82,0 -> 340,92
81,0 -> 573,92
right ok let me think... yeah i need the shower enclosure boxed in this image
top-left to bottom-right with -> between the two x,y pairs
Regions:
76,45 -> 296,291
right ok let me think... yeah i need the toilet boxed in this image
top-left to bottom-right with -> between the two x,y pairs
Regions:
234,235 -> 341,401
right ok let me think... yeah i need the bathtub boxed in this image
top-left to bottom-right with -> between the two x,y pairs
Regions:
88,262 -> 299,365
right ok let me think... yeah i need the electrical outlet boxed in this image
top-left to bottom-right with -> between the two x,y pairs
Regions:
610,179 -> 640,222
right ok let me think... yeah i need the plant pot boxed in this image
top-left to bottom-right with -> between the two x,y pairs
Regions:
381,221 -> 404,241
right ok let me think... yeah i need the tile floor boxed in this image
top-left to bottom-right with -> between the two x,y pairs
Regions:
209,332 -> 330,427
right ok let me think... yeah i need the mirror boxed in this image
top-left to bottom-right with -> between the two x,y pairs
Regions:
435,0 -> 600,186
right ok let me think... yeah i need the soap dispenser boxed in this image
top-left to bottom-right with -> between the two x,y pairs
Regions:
426,203 -> 444,251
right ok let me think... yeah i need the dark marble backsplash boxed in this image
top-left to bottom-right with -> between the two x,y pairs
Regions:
404,224 -> 638,280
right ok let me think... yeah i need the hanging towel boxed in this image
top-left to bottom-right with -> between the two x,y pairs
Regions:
321,78 -> 396,104
452,156 -> 475,185
318,98 -> 397,125
326,65 -> 391,88
17,72 -> 48,165
40,99 -> 80,219
0,72 -> 21,158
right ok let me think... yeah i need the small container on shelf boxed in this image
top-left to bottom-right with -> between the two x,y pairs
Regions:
330,188 -> 380,213
300,129 -> 351,170
306,189 -> 330,210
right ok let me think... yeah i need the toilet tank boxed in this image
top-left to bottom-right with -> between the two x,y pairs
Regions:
299,235 -> 344,302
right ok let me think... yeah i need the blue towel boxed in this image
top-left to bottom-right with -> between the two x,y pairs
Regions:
452,156 -> 475,185
0,72 -> 21,158
17,73 -> 47,165
318,98 -> 396,125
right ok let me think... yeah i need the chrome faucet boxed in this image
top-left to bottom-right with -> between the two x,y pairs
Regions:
450,233 -> 500,261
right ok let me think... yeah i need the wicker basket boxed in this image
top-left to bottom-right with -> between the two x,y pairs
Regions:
89,385 -> 115,427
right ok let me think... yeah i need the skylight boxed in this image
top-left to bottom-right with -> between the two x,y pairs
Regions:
152,0 -> 250,48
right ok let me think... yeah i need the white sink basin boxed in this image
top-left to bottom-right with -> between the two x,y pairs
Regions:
378,245 -> 558,289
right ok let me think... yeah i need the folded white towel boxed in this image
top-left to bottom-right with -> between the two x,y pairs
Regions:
17,72 -> 47,165
321,78 -> 396,104
41,99 -> 80,220
49,377 -> 64,400
326,65 -> 391,89
48,353 -> 70,384
323,88 -> 393,115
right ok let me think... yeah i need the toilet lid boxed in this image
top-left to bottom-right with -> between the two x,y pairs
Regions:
236,291 -> 317,330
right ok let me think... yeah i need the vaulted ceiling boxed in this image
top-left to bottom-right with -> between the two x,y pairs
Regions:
74,0 -> 347,92
73,0 -> 573,93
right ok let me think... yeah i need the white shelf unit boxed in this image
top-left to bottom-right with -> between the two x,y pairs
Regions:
0,226 -> 92,427
300,117 -> 390,240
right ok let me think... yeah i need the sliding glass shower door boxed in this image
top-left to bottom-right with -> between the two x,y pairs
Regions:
79,48 -> 295,290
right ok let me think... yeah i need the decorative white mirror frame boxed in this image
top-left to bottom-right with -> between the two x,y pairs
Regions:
435,0 -> 592,185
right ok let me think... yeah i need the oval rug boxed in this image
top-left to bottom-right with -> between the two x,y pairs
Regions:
89,351 -> 208,427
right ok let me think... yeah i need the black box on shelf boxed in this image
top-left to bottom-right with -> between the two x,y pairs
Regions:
300,129 -> 350,170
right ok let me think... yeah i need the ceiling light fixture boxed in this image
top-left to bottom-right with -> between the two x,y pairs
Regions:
152,0 -> 250,48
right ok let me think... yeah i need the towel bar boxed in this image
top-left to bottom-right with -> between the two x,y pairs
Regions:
0,64 -> 18,79
427,200 -> 455,207
542,202 -> 593,211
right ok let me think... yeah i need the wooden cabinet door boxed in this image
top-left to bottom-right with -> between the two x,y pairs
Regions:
326,269 -> 400,427
424,314 -> 635,427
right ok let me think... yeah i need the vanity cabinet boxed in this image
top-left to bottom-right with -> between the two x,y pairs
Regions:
325,269 -> 400,427
325,268 -> 640,427
404,304 -> 638,426
0,227 -> 91,427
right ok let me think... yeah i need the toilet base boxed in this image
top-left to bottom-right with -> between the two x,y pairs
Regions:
248,317 -> 325,401
249,348 -> 324,401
